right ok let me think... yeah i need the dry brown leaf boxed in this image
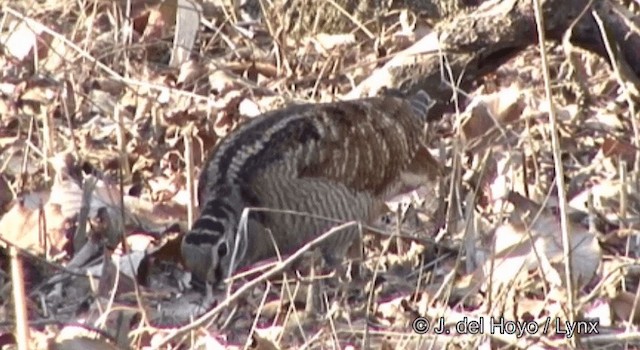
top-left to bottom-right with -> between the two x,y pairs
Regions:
0,333 -> 16,348
601,137 -> 636,166
251,62 -> 279,79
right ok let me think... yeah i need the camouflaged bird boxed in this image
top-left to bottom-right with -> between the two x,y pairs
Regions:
182,90 -> 442,286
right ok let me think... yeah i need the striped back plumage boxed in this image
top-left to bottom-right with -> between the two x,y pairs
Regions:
182,90 -> 439,286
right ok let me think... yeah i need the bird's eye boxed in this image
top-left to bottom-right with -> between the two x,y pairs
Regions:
217,241 -> 228,258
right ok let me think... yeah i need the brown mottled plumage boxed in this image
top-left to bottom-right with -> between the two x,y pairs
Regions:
182,91 -> 441,285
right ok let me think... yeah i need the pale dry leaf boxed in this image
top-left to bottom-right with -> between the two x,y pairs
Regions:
177,59 -> 207,86
0,201 -> 68,255
588,112 -> 624,130
133,94 -> 153,122
209,69 -> 239,95
96,255 -> 137,296
584,298 -> 612,327
0,98 -> 12,119
48,152 -> 80,181
1,20 -> 44,61
48,173 -> 122,220
0,135 -> 19,149
486,152 -> 525,208
0,142 -> 40,176
0,81 -> 17,95
124,196 -> 187,230
170,0 -> 202,67
201,333 -> 228,350
52,338 -> 119,350
346,32 -> 440,98
482,214 -> 601,292
171,185 -> 192,207
461,86 -> 524,142
569,179 -> 640,224
310,33 -> 356,53
238,97 -> 261,117
142,2 -> 174,41
376,296 -> 406,322
20,79 -> 59,104
42,36 -> 75,73
116,232 -> 155,254
252,328 -> 283,350
399,10 -> 414,34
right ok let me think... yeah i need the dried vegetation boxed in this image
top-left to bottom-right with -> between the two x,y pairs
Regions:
0,0 -> 639,349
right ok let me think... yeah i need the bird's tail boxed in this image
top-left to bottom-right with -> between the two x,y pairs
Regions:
408,90 -> 435,123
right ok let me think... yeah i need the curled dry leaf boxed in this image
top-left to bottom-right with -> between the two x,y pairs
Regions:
481,213 -> 601,294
